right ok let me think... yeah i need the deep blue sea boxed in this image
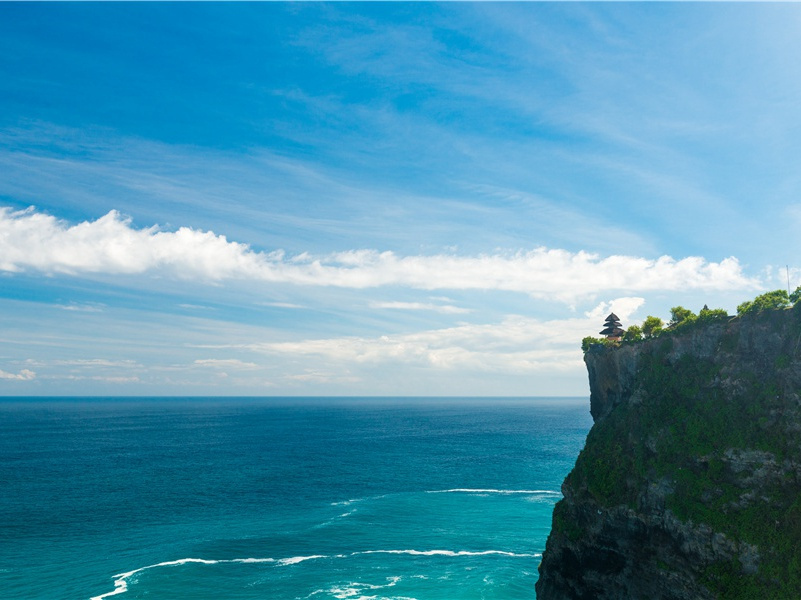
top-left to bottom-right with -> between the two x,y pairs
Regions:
0,397 -> 592,600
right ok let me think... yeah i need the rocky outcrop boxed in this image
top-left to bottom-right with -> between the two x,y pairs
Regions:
537,305 -> 801,600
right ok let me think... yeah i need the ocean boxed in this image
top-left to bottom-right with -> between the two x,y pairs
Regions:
0,397 -> 592,600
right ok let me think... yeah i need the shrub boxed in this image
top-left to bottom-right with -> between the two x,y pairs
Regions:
642,315 -> 663,339
737,290 -> 790,316
698,306 -> 728,323
669,306 -> 697,328
623,324 -> 643,342
581,336 -> 605,352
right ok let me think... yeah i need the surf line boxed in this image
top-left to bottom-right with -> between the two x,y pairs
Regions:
331,489 -> 561,506
90,550 -> 540,599
90,558 -> 277,600
360,549 -> 541,558
427,488 -> 561,495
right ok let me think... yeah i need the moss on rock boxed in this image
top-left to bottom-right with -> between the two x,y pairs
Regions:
538,306 -> 801,599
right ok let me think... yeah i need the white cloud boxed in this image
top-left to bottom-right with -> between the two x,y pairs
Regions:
179,303 -> 214,310
370,300 -> 472,314
55,302 -> 106,312
0,207 -> 759,303
788,267 -> 801,292
0,368 -> 36,380
193,359 -> 259,369
55,358 -> 141,368
259,301 -> 305,309
285,370 -> 361,384
243,300 -> 643,374
0,207 -> 265,279
584,297 -> 646,321
62,374 -> 140,383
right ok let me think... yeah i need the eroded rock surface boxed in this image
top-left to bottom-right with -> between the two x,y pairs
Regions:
537,305 -> 801,599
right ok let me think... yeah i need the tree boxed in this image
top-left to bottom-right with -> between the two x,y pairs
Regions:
623,324 -> 642,342
737,290 -> 790,316
581,336 -> 605,352
641,316 -> 663,339
697,305 -> 728,323
791,286 -> 801,306
669,306 -> 696,328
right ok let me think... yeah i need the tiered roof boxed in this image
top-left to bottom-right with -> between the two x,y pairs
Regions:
599,312 -> 624,338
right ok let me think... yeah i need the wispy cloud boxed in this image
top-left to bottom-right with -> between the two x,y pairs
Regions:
61,374 -> 140,383
0,368 -> 36,380
370,300 -> 472,315
0,207 -> 759,304
259,301 -> 305,309
239,297 -> 645,374
193,359 -> 259,370
54,358 -> 141,368
786,204 -> 801,227
55,302 -> 106,313
179,303 -> 214,311
284,370 -> 361,385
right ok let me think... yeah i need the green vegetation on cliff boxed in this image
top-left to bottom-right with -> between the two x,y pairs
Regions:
583,288 -> 801,355
737,289 -> 792,316
542,301 -> 801,600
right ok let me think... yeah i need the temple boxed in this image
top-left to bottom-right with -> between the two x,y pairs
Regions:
600,312 -> 624,341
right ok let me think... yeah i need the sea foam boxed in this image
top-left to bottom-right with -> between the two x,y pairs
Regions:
359,549 -> 540,558
90,549 -> 539,599
309,575 -> 403,600
89,558 -> 276,600
428,488 -> 561,496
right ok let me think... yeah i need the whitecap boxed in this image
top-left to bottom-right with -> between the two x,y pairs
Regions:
90,557 -> 275,600
90,548 -> 538,599
313,508 -> 358,530
278,554 -> 328,566
233,557 -> 278,564
356,549 -> 539,559
331,499 -> 359,506
427,488 -> 561,496
330,493 -> 389,507
307,576 -> 406,600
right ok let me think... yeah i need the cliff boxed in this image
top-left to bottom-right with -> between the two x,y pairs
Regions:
537,304 -> 801,600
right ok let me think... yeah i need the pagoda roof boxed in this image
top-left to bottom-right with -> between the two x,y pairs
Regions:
604,312 -> 620,322
600,325 -> 625,336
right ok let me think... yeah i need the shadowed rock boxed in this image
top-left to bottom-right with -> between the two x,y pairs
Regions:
537,304 -> 801,599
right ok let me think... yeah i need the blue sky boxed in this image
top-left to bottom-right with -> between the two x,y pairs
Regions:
1,2 -> 800,396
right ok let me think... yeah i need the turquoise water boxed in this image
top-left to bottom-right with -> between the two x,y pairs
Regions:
0,397 -> 591,599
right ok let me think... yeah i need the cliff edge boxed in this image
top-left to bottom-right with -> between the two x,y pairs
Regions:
537,304 -> 801,600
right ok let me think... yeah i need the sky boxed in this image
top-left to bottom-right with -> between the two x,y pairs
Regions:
1,2 -> 800,397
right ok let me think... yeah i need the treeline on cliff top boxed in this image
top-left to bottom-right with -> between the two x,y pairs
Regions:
582,287 -> 801,352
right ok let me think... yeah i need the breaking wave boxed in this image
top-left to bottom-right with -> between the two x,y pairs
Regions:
90,549 -> 540,599
427,488 -> 561,496
90,557 -> 277,600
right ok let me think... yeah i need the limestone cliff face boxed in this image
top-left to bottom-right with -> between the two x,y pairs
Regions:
537,305 -> 801,600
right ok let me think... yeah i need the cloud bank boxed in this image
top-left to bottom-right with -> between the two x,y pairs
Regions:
0,207 -> 758,302
254,317 -> 584,373
206,297 -> 646,375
